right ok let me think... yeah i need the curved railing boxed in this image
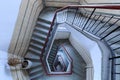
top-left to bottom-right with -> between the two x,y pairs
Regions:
41,5 -> 120,80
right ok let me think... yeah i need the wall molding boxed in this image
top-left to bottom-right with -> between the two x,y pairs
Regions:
8,0 -> 44,80
45,0 -> 79,7
8,0 -> 44,57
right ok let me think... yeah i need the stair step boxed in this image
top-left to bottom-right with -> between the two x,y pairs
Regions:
25,52 -> 40,60
36,21 -> 51,29
31,37 -> 45,45
50,52 -> 56,55
30,69 -> 44,76
105,31 -> 120,41
50,50 -> 57,54
48,56 -> 54,60
35,26 -> 49,35
29,67 -> 43,75
92,23 -> 105,34
30,71 -> 44,80
29,62 -> 42,69
48,58 -> 54,62
38,18 -> 51,24
115,65 -> 120,73
25,58 -> 41,62
85,20 -> 95,31
96,24 -> 110,36
51,47 -> 57,50
113,50 -> 120,55
111,44 -> 120,50
89,21 -> 101,33
33,32 -> 47,40
107,37 -> 120,45
27,50 -> 40,56
49,55 -> 56,58
29,47 -> 41,54
48,60 -> 54,64
30,42 -> 43,50
50,54 -> 56,57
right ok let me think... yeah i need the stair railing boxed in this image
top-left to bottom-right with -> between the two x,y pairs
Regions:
41,5 -> 120,80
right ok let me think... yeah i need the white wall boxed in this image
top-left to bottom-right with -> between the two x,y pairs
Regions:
0,0 -> 21,51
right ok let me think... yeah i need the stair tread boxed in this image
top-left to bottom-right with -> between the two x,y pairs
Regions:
96,24 -> 110,35
29,62 -> 42,69
25,52 -> 40,60
38,18 -> 51,24
105,31 -> 120,41
99,25 -> 118,36
35,26 -> 49,34
30,42 -> 43,50
107,37 -> 120,45
31,37 -> 45,44
37,21 -> 51,29
30,71 -> 44,80
33,32 -> 47,39
111,44 -> 120,49
29,47 -> 42,54
29,67 -> 43,75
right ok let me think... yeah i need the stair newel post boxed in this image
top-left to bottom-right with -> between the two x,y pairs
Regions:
82,8 -> 96,31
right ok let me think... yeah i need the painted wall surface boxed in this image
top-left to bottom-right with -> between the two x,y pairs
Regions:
0,0 -> 21,51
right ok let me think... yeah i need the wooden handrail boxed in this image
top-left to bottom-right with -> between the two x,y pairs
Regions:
68,5 -> 120,9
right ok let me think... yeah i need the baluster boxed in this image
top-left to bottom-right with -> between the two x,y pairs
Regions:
89,14 -> 101,32
92,16 -> 106,34
100,19 -> 120,36
94,16 -> 113,35
86,15 -> 96,31
82,8 -> 96,31
72,8 -> 78,25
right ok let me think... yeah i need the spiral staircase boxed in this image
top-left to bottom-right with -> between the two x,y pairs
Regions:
23,5 -> 120,80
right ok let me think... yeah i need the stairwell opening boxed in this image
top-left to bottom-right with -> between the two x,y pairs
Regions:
47,44 -> 72,73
